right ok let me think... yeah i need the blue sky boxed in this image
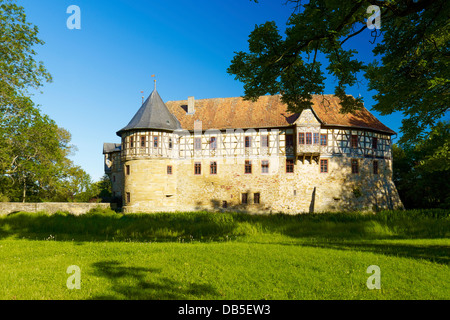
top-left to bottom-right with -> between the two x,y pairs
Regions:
20,0 -> 404,181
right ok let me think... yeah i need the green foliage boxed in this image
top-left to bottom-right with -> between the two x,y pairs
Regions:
0,0 -> 52,111
0,1 -> 102,203
228,0 -> 449,144
393,121 -> 450,209
1,209 -> 447,242
0,102 -> 98,202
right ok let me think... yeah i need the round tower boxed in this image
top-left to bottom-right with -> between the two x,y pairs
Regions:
116,87 -> 181,213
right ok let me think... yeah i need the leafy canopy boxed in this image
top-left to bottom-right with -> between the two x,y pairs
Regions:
228,0 -> 449,144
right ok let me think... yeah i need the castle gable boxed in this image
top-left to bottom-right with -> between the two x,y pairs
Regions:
294,109 -> 321,126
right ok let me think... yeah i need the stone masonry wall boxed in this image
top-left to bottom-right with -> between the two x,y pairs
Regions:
0,202 -> 117,216
121,155 -> 403,214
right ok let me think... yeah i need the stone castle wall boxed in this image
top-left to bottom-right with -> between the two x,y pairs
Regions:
0,202 -> 117,216
121,155 -> 403,214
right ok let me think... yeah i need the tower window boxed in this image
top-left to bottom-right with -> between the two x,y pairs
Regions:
167,165 -> 172,175
286,134 -> 294,147
245,136 -> 251,148
261,160 -> 269,173
373,160 -> 379,174
245,160 -> 252,174
286,159 -> 294,173
305,132 -> 312,145
372,137 -> 378,150
313,133 -> 320,145
351,135 -> 358,148
210,137 -> 217,150
320,159 -> 328,173
210,161 -> 217,175
261,135 -> 269,148
130,136 -> 134,148
153,136 -> 159,148
126,192 -> 131,204
194,137 -> 201,150
351,159 -> 359,174
254,193 -> 260,204
140,136 -> 145,148
194,162 -> 201,175
241,193 -> 248,204
126,165 -> 130,175
320,134 -> 327,146
299,132 -> 305,145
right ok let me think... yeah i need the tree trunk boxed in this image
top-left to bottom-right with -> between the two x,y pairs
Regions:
22,179 -> 26,203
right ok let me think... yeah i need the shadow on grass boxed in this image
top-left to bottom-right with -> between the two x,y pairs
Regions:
297,240 -> 450,265
89,260 -> 217,300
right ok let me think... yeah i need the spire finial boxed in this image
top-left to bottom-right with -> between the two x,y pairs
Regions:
151,74 -> 156,91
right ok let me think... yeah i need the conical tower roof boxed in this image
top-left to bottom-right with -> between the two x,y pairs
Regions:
116,88 -> 181,136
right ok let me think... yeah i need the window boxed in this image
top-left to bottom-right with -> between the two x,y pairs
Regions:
261,135 -> 269,148
222,201 -> 228,209
254,193 -> 260,204
261,160 -> 269,173
351,159 -> 359,174
126,165 -> 130,175
373,160 -> 379,174
126,192 -> 130,204
351,135 -> 358,148
372,137 -> 378,150
130,136 -> 134,148
153,136 -> 159,148
210,136 -> 217,150
320,159 -> 328,173
194,137 -> 201,150
245,136 -> 251,148
167,165 -> 172,175
320,134 -> 327,146
245,160 -> 252,174
286,134 -> 294,147
194,162 -> 201,175
298,132 -> 305,145
210,161 -> 217,175
286,159 -> 294,173
313,133 -> 320,145
242,193 -> 248,204
140,136 -> 145,148
168,138 -> 173,149
305,132 -> 312,145
113,175 -> 116,182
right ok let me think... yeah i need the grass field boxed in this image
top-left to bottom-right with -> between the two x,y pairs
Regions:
0,209 -> 448,300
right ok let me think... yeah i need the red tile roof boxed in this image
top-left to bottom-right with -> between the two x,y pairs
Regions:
165,94 -> 395,135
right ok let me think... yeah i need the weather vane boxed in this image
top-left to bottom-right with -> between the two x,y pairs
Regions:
152,74 -> 156,90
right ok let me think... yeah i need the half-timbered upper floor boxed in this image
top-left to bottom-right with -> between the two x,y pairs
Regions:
104,90 -> 395,165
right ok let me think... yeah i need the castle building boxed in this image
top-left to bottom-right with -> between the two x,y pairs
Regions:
103,87 -> 403,214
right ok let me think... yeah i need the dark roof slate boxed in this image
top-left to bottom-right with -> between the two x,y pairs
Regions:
116,89 -> 181,136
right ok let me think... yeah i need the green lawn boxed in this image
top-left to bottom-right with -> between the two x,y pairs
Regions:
0,209 -> 448,300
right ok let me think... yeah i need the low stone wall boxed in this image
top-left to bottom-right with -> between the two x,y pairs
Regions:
0,202 -> 117,216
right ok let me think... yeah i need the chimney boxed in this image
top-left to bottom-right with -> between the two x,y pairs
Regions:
187,96 -> 195,114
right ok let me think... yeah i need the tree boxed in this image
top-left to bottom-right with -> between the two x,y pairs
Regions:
0,0 -> 52,111
392,121 -> 450,209
0,1 -> 101,203
228,0 -> 449,145
0,102 -> 93,202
